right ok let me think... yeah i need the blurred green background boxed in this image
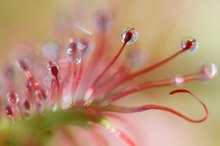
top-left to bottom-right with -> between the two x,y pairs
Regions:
0,0 -> 219,146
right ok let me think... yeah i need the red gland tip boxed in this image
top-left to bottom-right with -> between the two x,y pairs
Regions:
7,91 -> 19,104
181,36 -> 198,53
5,105 -> 14,117
124,32 -> 133,43
23,100 -> 31,112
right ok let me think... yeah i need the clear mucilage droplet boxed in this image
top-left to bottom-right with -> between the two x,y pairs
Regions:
47,61 -> 59,79
181,36 -> 198,54
173,75 -> 185,86
7,91 -> 19,104
66,39 -> 87,64
201,63 -> 217,80
121,27 -> 138,45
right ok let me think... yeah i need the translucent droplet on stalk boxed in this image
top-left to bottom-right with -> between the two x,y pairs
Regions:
173,75 -> 185,86
66,39 -> 87,64
201,63 -> 217,79
7,91 -> 19,104
47,61 -> 59,79
121,27 -> 138,45
181,36 -> 198,54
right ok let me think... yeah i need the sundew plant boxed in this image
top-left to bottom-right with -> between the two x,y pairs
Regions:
0,1 -> 218,146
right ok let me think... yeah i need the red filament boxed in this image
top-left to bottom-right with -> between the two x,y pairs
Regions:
85,34 -> 129,99
102,89 -> 208,123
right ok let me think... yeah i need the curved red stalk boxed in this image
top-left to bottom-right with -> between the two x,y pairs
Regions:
92,50 -> 184,97
85,41 -> 128,100
102,89 -> 208,123
102,74 -> 199,105
129,50 -> 183,79
92,64 -> 128,96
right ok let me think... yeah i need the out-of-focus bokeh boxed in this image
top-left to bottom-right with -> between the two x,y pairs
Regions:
0,0 -> 219,146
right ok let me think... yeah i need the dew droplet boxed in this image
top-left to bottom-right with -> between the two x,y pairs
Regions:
181,36 -> 198,54
173,75 -> 185,86
66,39 -> 87,64
47,61 -> 59,79
7,91 -> 19,104
121,27 -> 138,45
47,61 -> 60,90
201,63 -> 217,79
5,105 -> 14,117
